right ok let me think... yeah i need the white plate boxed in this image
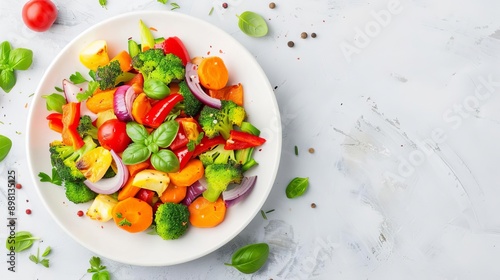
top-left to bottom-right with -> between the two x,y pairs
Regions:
26,11 -> 281,266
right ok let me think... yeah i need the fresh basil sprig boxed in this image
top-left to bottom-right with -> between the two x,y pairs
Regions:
0,134 -> 12,162
236,11 -> 269,38
225,243 -> 270,274
0,41 -> 33,93
5,231 -> 40,252
285,177 -> 309,199
122,121 -> 180,172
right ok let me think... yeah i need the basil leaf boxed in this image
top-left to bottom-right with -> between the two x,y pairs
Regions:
121,143 -> 151,165
0,41 -> 11,66
42,93 -> 67,113
0,134 -> 12,162
143,79 -> 170,100
6,231 -> 39,252
151,120 -> 179,148
150,149 -> 179,173
236,11 -> 268,38
225,243 -> 269,274
285,177 -> 309,198
8,48 -> 33,70
126,122 -> 149,144
0,69 -> 15,93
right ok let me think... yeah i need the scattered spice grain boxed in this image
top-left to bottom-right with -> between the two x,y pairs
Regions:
311,203 -> 317,208
301,32 -> 308,39
287,41 -> 294,47
269,2 -> 276,9
308,148 -> 315,154
311,32 -> 317,38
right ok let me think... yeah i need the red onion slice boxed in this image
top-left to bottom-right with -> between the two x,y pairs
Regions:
181,180 -> 207,206
222,176 -> 257,208
185,62 -> 222,109
62,79 -> 97,121
113,85 -> 137,122
84,149 -> 129,194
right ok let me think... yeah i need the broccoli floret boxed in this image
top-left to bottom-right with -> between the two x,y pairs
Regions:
49,136 -> 97,182
177,80 -> 203,116
199,144 -> 236,167
64,180 -> 97,203
198,100 -> 246,139
132,49 -> 185,85
94,60 -> 123,90
155,202 -> 190,240
77,115 -> 98,140
203,162 -> 243,202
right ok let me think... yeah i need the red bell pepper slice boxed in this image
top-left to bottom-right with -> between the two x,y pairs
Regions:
173,146 -> 194,171
143,93 -> 184,128
47,113 -> 63,133
170,120 -> 189,151
192,135 -> 226,157
224,130 -> 266,150
61,102 -> 84,149
163,36 -> 190,66
135,189 -> 156,206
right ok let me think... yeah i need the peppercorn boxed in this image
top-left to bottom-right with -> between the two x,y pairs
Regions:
269,2 -> 276,9
311,203 -> 317,208
308,148 -> 315,154
311,32 -> 317,38
26,209 -> 32,215
287,41 -> 294,47
77,210 -> 84,217
222,2 -> 228,9
15,183 -> 22,189
301,32 -> 308,39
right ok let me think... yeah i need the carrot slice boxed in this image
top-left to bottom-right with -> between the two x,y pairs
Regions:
159,183 -> 187,204
168,159 -> 204,187
197,56 -> 229,90
110,50 -> 132,72
112,197 -> 153,233
188,196 -> 226,228
208,83 -> 244,106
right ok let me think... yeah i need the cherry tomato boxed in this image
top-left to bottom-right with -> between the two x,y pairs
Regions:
22,0 -> 58,32
98,119 -> 131,153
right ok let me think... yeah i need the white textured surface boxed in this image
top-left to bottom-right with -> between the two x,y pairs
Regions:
1,0 -> 500,279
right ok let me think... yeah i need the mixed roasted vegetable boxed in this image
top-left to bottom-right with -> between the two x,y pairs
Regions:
41,19 -> 266,239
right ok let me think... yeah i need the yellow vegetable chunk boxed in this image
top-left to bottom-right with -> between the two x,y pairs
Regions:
132,169 -> 170,196
79,40 -> 110,71
86,194 -> 118,222
76,147 -> 112,183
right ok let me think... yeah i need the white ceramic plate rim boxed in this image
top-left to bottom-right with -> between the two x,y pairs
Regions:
26,10 -> 281,266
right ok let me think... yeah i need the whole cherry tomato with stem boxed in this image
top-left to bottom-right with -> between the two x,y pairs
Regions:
22,0 -> 58,32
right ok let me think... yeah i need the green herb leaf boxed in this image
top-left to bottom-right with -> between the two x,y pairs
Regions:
0,69 -> 16,93
285,177 -> 309,198
171,2 -> 180,10
8,48 -> 33,70
121,143 -> 151,165
38,168 -> 62,186
150,149 -> 179,173
157,0 -> 168,4
29,254 -> 39,264
118,218 -> 132,227
42,93 -> 67,113
70,72 -> 88,84
225,243 -> 269,274
40,258 -> 50,268
77,81 -> 98,102
42,246 -> 51,257
0,41 -> 12,65
151,120 -> 179,148
0,134 -> 12,162
88,256 -> 110,280
143,79 -> 170,100
5,231 -> 39,252
236,11 -> 269,38
126,122 -> 149,144
98,0 -> 107,8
